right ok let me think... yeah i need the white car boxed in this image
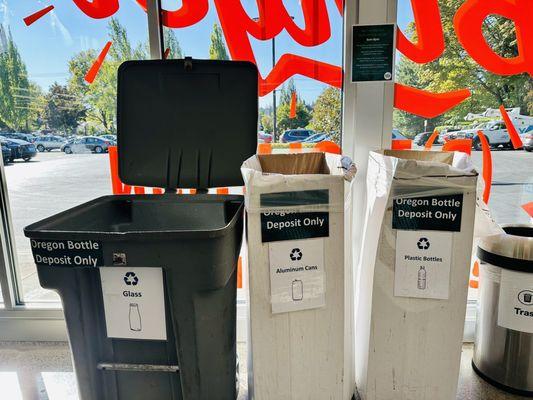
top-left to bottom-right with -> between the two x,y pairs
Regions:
34,135 -> 67,152
455,121 -> 514,150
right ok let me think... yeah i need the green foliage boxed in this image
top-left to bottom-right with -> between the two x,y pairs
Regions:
67,18 -> 152,133
164,28 -> 183,59
309,87 -> 341,143
0,26 -> 31,131
279,79 -> 297,105
395,0 -> 533,135
43,83 -> 86,133
276,101 -> 311,132
260,113 -> 273,133
209,23 -> 229,60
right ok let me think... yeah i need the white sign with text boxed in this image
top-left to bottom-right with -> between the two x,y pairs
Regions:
269,238 -> 325,314
394,230 -> 452,299
100,267 -> 167,340
498,269 -> 533,333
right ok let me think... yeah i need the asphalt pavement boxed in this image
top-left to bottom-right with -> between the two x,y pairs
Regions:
2,148 -> 532,303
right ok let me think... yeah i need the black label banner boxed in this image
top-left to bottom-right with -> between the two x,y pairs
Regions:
392,193 -> 463,232
30,239 -> 104,267
260,190 -> 330,243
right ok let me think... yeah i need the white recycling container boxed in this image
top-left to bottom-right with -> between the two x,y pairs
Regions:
355,150 -> 478,400
241,152 -> 356,400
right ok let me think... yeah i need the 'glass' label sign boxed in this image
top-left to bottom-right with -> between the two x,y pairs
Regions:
260,190 -> 329,243
392,194 -> 463,232
30,239 -> 104,267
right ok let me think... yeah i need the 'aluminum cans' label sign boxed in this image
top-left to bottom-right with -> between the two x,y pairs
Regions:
392,193 -> 464,232
30,239 -> 104,267
260,190 -> 329,243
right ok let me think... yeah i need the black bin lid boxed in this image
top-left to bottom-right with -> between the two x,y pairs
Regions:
117,59 -> 258,189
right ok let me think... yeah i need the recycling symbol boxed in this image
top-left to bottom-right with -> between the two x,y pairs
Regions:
124,272 -> 139,286
417,238 -> 430,250
290,248 -> 303,261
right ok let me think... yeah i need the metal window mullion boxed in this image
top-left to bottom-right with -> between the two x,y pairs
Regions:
0,157 -> 21,309
147,0 -> 164,60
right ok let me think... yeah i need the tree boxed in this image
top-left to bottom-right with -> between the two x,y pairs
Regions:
279,79 -> 297,105
260,113 -> 273,133
164,28 -> 183,59
394,1 -> 533,134
309,87 -> 342,143
44,83 -> 86,133
68,18 -> 150,133
0,26 -> 31,131
277,101 -> 311,132
393,55 -> 443,135
209,23 -> 229,60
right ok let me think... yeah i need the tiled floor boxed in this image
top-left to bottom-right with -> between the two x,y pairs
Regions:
0,342 -> 528,399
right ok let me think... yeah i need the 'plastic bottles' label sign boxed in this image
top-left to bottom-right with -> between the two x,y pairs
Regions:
394,230 -> 452,300
100,267 -> 167,340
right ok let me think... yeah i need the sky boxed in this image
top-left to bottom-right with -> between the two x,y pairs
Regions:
2,0 -> 413,107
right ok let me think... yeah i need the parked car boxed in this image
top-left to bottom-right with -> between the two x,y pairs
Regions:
2,132 -> 37,143
61,136 -> 113,154
100,134 -> 117,143
258,131 -> 273,144
413,131 -> 442,146
454,120 -> 523,150
1,143 -> 12,164
0,136 -> 37,162
303,132 -> 330,143
520,132 -> 533,152
392,129 -> 409,141
34,136 -> 67,152
280,129 -> 316,143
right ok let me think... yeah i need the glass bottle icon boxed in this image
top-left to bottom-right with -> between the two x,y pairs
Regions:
129,303 -> 142,331
417,266 -> 427,290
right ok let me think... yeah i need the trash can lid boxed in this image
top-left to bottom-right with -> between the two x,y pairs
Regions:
117,58 -> 258,190
478,224 -> 533,271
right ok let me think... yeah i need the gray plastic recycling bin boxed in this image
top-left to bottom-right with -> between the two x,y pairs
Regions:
473,224 -> 533,396
24,59 -> 258,400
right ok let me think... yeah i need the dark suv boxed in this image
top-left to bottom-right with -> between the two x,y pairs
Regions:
280,129 -> 316,143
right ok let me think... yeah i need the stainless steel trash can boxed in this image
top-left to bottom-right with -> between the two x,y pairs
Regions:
473,224 -> 533,396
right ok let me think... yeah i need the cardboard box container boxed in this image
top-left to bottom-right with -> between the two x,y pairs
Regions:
355,150 -> 478,400
241,152 -> 356,400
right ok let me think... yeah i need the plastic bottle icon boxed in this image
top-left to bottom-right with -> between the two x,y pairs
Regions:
129,303 -> 142,331
292,280 -> 303,301
417,266 -> 427,290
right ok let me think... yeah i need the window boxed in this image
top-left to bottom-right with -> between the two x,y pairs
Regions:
394,0 -> 533,306
0,3 -> 149,304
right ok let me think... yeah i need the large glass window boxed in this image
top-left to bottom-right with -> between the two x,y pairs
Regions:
0,3 -> 149,303
394,0 -> 533,301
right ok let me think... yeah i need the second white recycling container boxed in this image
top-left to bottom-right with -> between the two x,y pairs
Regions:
355,150 -> 478,400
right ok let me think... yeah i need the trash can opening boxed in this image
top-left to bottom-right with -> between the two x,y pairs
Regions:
25,195 -> 243,235
258,153 -> 331,175
503,225 -> 533,238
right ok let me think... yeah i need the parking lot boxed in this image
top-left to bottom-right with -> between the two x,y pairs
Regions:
2,148 -> 532,302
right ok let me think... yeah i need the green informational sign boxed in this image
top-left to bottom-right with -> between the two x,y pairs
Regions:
351,24 -> 396,82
